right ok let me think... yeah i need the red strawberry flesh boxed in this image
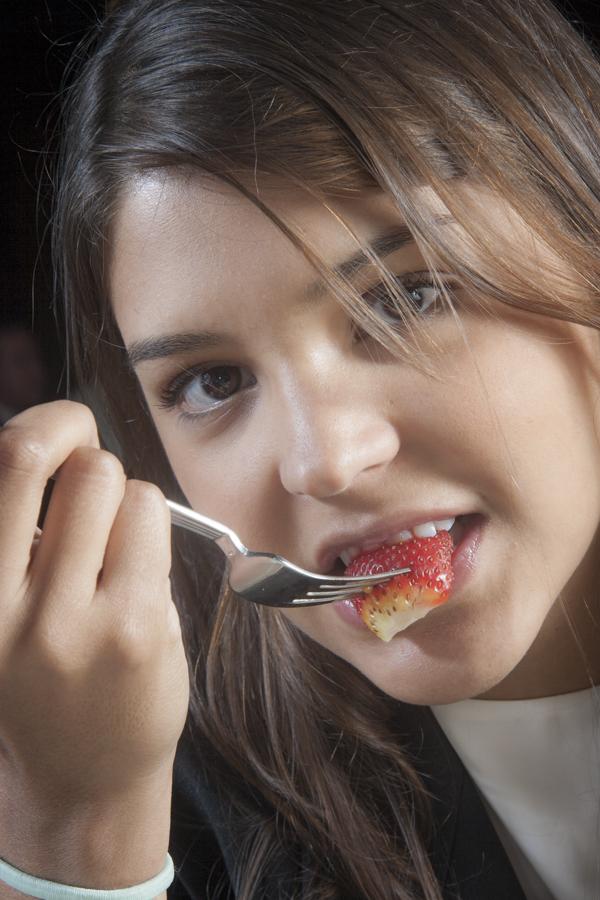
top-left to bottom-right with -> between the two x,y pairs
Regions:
344,531 -> 454,641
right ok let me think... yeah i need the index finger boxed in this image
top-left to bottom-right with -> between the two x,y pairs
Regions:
0,400 -> 101,577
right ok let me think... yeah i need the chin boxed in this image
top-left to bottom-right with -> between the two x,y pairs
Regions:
370,663 -> 508,706
342,618 -> 535,706
295,581 -> 546,705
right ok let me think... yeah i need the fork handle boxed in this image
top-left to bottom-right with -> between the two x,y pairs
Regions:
166,500 -> 232,542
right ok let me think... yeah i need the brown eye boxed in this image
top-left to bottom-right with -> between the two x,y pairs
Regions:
158,364 -> 256,420
189,366 -> 242,401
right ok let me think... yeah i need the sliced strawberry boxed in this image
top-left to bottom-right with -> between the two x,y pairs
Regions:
344,531 -> 454,642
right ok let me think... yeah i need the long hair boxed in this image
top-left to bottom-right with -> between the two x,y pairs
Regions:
52,2 -> 600,897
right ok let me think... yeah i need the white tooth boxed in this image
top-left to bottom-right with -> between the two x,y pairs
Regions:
433,517 -> 455,532
340,547 -> 359,566
412,521 -> 438,538
388,530 -> 413,543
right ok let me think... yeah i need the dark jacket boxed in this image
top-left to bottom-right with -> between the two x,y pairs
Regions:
168,704 -> 527,899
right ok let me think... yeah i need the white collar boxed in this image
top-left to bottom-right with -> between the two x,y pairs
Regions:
431,687 -> 600,900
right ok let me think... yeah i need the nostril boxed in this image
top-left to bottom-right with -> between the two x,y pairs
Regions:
281,461 -> 356,500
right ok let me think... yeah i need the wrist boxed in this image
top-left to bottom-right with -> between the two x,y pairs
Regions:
0,773 -> 172,890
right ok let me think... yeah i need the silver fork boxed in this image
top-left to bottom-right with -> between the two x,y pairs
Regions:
166,500 -> 409,608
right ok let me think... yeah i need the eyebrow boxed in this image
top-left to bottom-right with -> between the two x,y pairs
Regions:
126,224 -> 415,368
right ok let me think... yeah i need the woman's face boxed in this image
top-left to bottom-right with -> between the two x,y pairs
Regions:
111,173 -> 600,704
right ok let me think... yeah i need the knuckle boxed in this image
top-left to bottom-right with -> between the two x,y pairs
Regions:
124,480 -> 168,517
53,399 -> 99,434
62,447 -> 125,485
32,623 -> 83,678
0,400 -> 102,480
106,617 -> 154,668
0,430 -> 51,477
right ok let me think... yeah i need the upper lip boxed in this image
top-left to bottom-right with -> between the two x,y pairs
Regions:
316,508 -> 471,573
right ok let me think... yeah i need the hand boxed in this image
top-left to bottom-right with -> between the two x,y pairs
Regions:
0,400 -> 190,814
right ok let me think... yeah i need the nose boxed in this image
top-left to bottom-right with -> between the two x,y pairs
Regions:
277,375 -> 400,499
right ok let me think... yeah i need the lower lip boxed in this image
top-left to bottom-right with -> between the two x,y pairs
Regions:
332,516 -> 486,631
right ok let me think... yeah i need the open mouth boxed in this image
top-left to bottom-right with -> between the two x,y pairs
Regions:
330,514 -> 485,641
329,513 -> 478,576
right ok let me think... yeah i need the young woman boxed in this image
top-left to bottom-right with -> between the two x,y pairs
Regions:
0,1 -> 598,898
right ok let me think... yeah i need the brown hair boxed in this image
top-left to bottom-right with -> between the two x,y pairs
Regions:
53,1 -> 600,897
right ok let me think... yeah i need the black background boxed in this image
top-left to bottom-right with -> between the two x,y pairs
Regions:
0,0 -> 598,398
1,0 -> 104,395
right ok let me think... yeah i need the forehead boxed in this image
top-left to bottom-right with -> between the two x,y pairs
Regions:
112,171 -> 405,255
109,172 -> 420,342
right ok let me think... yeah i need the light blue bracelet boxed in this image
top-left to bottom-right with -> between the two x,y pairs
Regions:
0,853 -> 174,899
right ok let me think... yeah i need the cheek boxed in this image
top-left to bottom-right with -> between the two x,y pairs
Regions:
448,315 -> 600,508
154,418 -> 279,547
447,319 -> 600,612
508,362 -> 598,520
152,418 -> 235,505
